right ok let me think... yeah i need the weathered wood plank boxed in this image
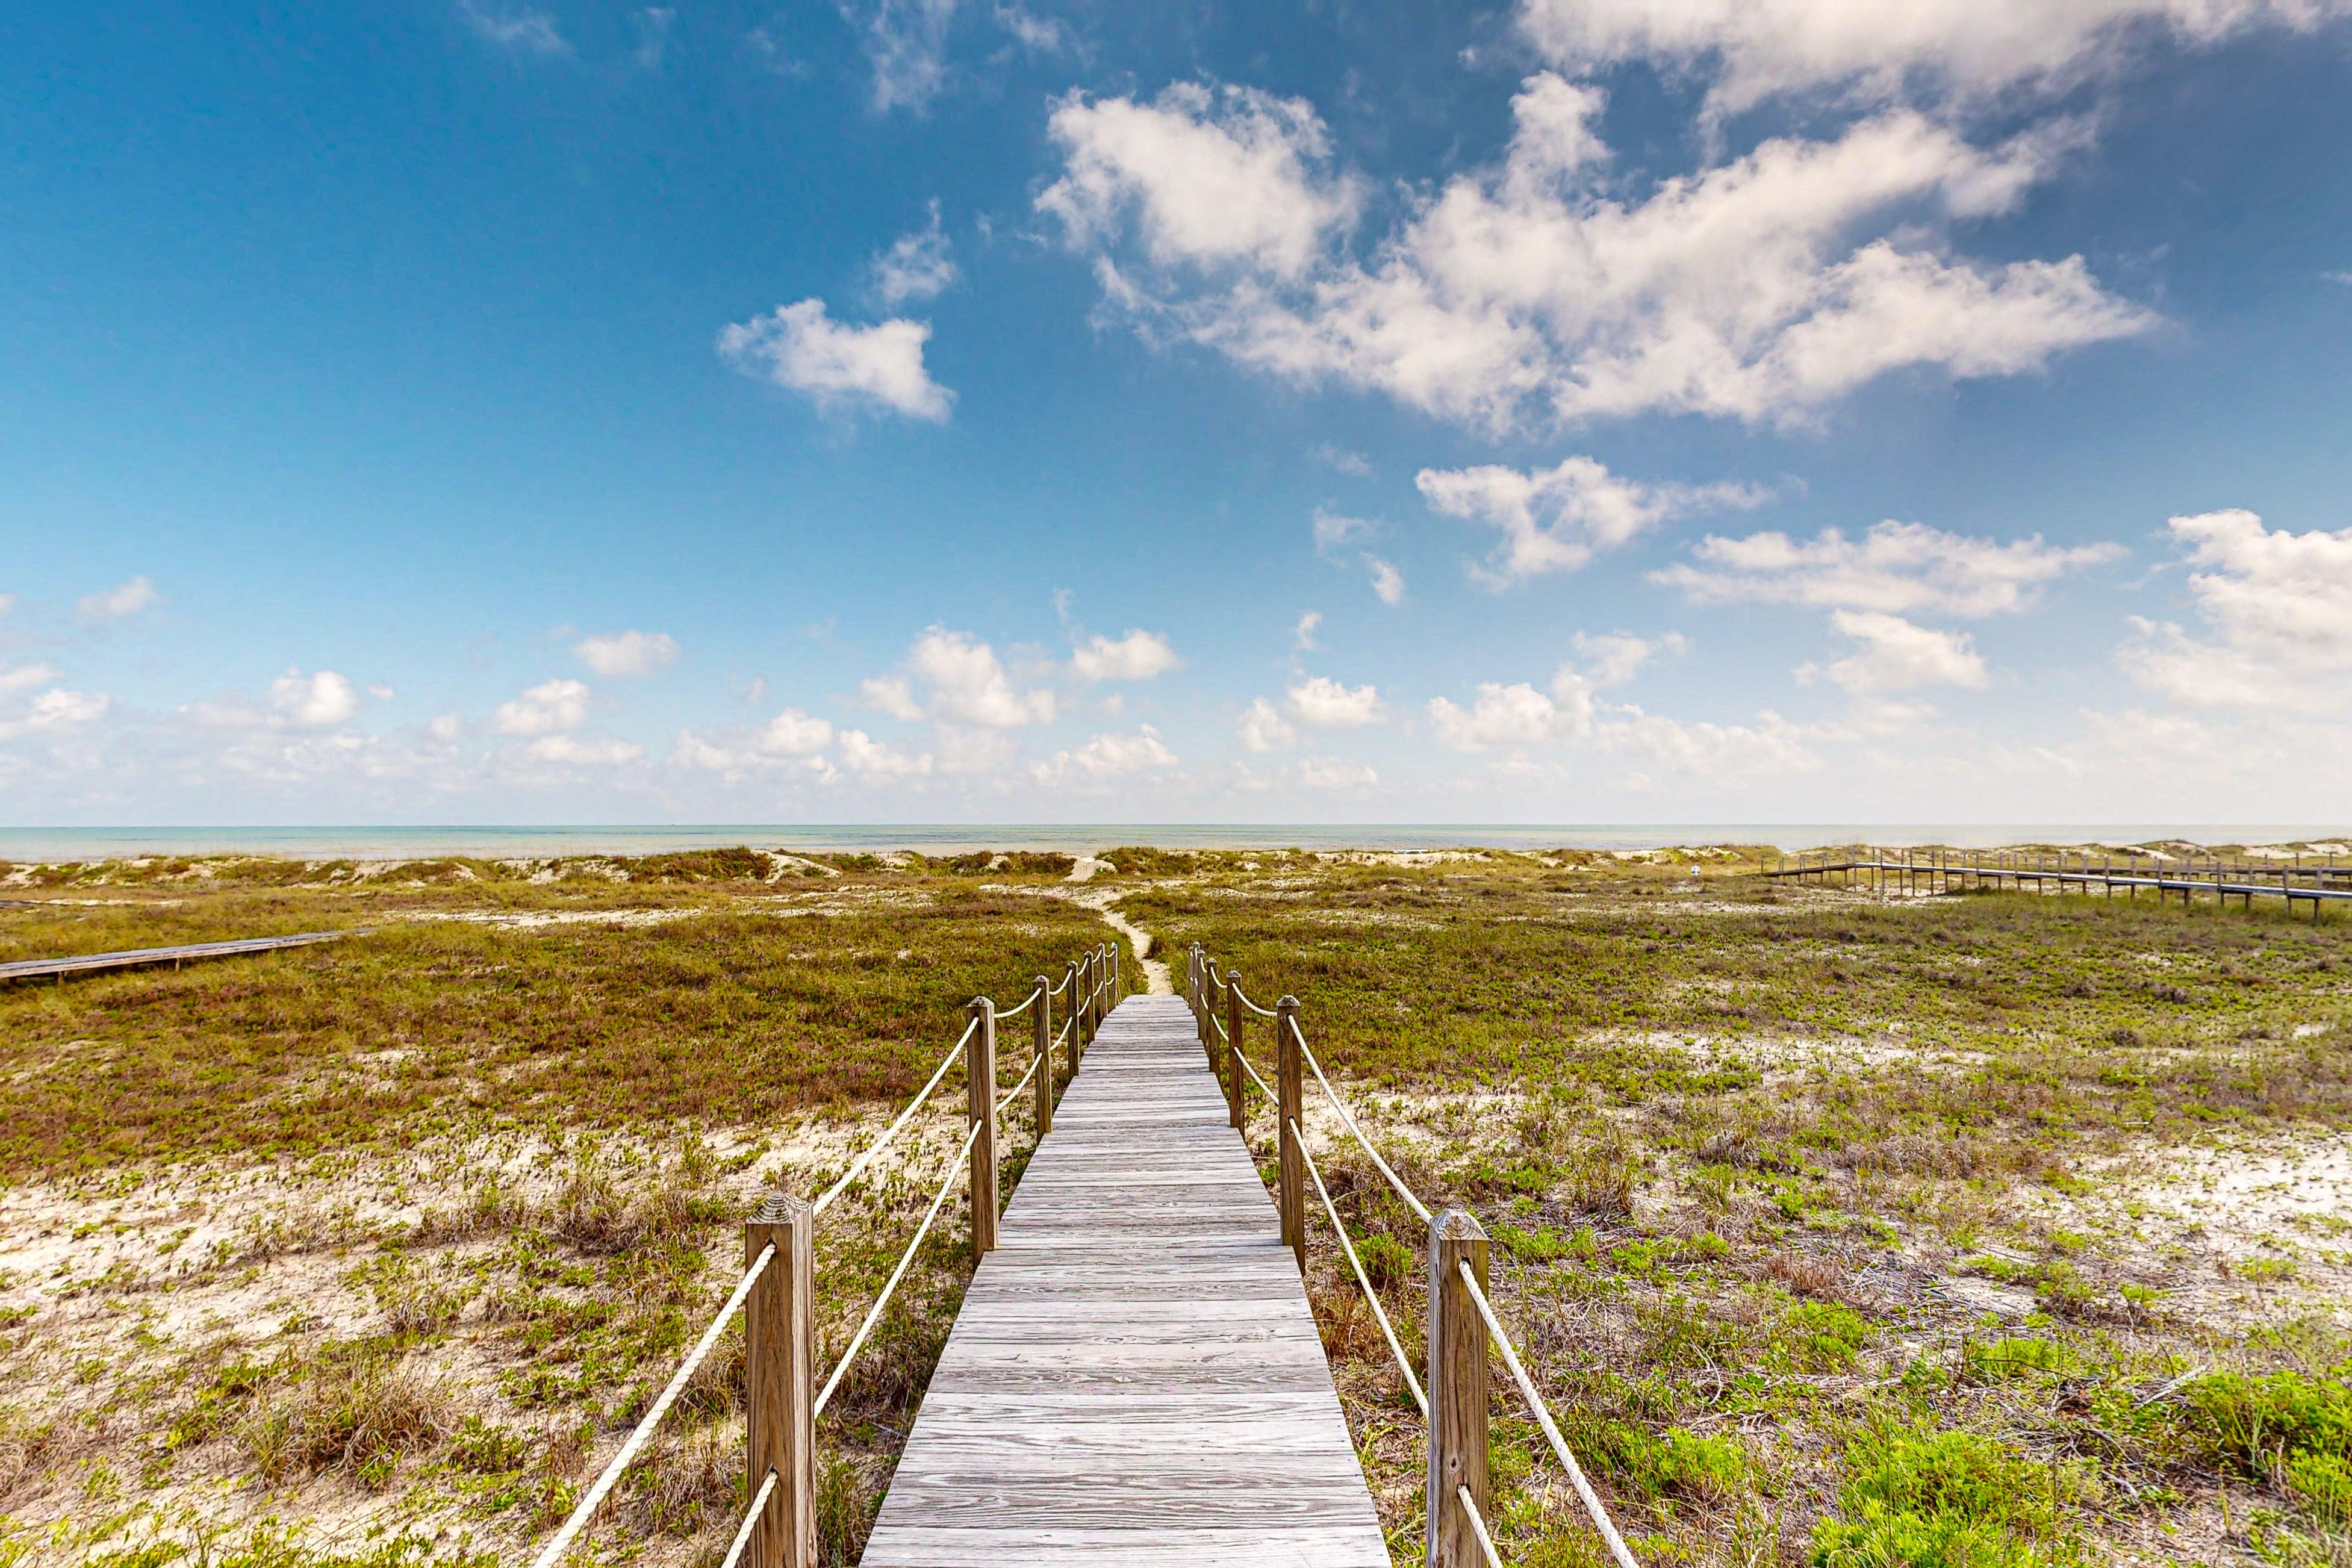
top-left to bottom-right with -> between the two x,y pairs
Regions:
860,994 -> 1389,1567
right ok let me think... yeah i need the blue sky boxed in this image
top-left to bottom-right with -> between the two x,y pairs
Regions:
3,0 -> 2349,825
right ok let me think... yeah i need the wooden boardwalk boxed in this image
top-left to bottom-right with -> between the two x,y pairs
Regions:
861,994 -> 1389,1567
0,929 -> 357,985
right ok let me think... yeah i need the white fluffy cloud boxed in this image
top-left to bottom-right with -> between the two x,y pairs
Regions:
857,675 -> 926,721
1428,681 -> 1563,750
1653,520 -> 2118,617
1292,756 -> 1380,789
1033,726 -> 1180,785
2120,508 -> 2352,712
1811,609 -> 1987,694
907,627 -> 1056,726
718,299 -> 954,422
491,678 -> 591,736
994,4 -> 1070,52
761,708 -> 835,755
1042,76 -> 2150,431
1286,676 -> 1385,727
1069,629 -> 1180,682
79,576 -> 160,623
871,201 -> 959,306
859,628 -> 1057,733
1364,556 -> 1405,605
1575,630 -> 1686,686
1418,457 -> 1764,581
674,706 -> 839,775
1517,0 -> 2352,117
0,663 -> 60,697
1236,697 -> 1296,751
1040,83 -> 1360,281
838,728 -> 934,777
527,733 -> 643,766
841,0 -> 957,111
1430,635 -> 1814,775
459,0 -> 569,56
268,669 -> 363,728
1311,506 -> 1376,554
574,630 -> 679,678
0,687 -> 110,739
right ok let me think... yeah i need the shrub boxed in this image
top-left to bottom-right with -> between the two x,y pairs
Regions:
2179,1368 -> 2352,1473
1356,1232 -> 1413,1292
1809,1419 -> 2086,1568
1963,1337 -> 2078,1383
2286,1448 -> 2352,1525
244,1353 -> 450,1485
1783,1301 -> 1873,1370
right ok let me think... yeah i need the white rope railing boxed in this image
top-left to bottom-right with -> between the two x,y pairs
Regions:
1229,984 -> 1278,1018
1054,1016 -> 1072,1047
813,1019 -> 974,1216
1458,1259 -> 1640,1568
1049,971 -> 1071,996
1292,1018 -> 1432,1225
1295,1119 -> 1425,1415
994,985 -> 1041,1020
529,1243 -> 779,1568
1460,1486 -> 1505,1568
717,1467 -> 780,1568
1196,948 -> 1640,1568
995,1051 -> 1042,1117
814,1118 -> 984,1418
1235,1047 -> 1275,1103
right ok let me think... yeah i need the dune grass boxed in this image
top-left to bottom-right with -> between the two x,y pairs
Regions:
1134,851 -> 2352,1566
2,844 -> 2347,1566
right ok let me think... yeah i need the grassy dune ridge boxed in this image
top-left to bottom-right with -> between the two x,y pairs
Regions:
0,845 -> 2346,1566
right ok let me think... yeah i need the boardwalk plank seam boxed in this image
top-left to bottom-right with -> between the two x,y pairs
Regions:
859,994 -> 1390,1567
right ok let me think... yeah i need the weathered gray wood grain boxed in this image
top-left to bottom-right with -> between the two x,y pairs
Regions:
859,994 -> 1390,1567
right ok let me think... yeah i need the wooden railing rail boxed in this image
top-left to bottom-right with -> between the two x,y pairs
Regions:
533,939 -> 1123,1568
1187,943 -> 1640,1568
1762,845 -> 2348,916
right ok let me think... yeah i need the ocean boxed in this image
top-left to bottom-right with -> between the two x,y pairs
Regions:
1,824 -> 2344,862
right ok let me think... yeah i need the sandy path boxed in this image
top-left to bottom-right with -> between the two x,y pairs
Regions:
1080,891 -> 1173,995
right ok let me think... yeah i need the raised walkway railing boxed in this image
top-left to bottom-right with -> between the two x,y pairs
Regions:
1185,944 -> 1641,1568
529,940 -> 1125,1568
1764,846 -> 2349,916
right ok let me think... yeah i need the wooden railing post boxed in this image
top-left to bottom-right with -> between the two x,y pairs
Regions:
1224,969 -> 1245,1130
1064,958 -> 1081,1074
1202,963 -> 1219,1065
1425,1208 -> 1490,1568
966,997 -> 998,1258
1080,950 -> 1096,1045
1193,946 -> 1210,1053
1275,995 -> 1304,1274
744,1195 -> 816,1568
1032,974 -> 1053,1137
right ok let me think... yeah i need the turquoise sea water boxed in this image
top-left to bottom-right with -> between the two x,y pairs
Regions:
1,824 -> 2344,862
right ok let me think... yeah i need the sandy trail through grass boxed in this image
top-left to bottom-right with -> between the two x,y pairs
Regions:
1081,891 -> 1172,995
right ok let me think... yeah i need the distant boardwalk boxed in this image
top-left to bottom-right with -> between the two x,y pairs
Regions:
0,929 -> 355,985
860,994 -> 1389,1567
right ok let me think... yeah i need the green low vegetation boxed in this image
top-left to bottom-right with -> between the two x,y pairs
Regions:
2,842 -> 2347,1566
